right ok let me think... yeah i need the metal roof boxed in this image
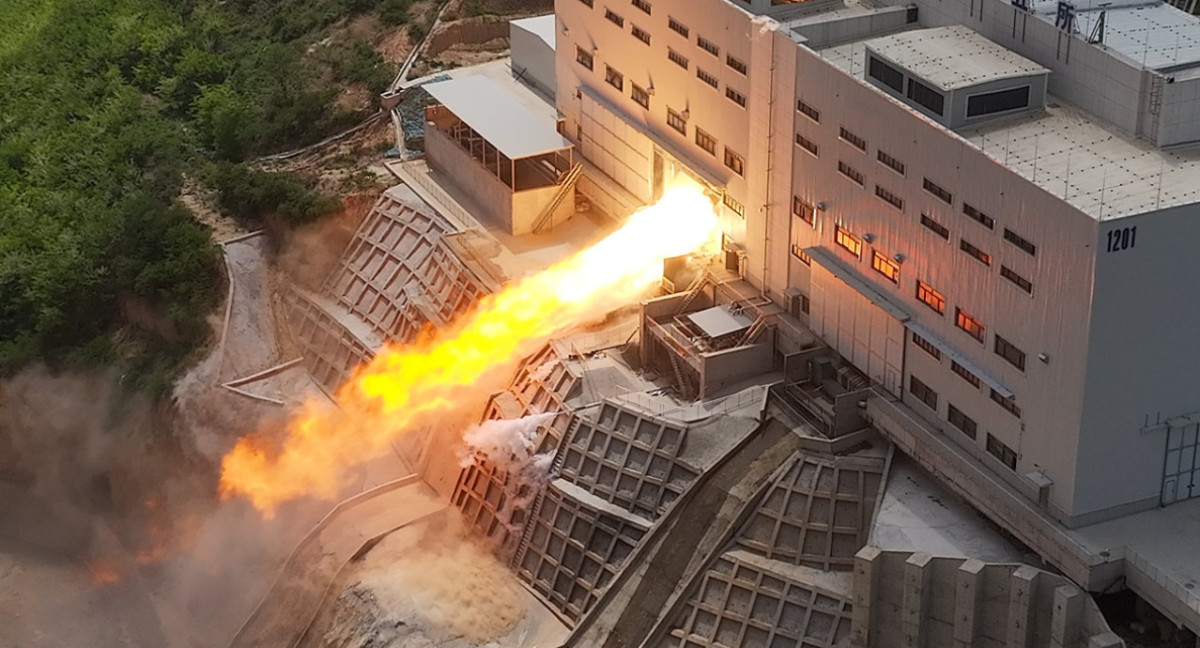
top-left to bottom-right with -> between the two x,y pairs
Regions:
423,75 -> 572,159
687,306 -> 754,339
865,25 -> 1050,91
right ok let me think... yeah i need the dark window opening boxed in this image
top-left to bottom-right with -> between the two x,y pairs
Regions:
967,86 -> 1031,118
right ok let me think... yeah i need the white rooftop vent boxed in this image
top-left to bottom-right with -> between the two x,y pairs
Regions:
862,25 -> 1050,128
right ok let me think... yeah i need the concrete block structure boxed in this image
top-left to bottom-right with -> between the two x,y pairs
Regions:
286,187 -> 485,392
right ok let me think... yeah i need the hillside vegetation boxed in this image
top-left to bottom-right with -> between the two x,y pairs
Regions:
0,0 -> 404,388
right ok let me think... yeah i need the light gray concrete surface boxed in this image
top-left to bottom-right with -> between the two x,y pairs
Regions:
870,454 -> 1025,563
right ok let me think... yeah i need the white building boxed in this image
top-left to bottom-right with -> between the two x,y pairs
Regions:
551,0 -> 1200,631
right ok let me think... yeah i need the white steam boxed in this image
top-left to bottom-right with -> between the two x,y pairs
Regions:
458,413 -> 556,472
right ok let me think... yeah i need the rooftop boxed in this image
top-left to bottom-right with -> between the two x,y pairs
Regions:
511,14 -> 556,50
866,25 -> 1049,91
423,74 -> 572,159
1031,0 -> 1200,72
820,38 -> 1200,220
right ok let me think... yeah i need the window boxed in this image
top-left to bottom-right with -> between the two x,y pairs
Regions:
576,46 -> 594,70
793,196 -> 816,226
695,128 -> 716,155
920,214 -> 950,240
906,78 -> 945,116
723,193 -> 744,218
1000,266 -> 1032,294
867,55 -> 904,93
948,404 -> 977,440
668,16 -> 689,37
1003,228 -> 1037,256
725,87 -> 747,108
726,55 -> 747,75
604,8 -> 624,26
632,0 -> 652,14
875,185 -> 904,211
912,332 -> 941,360
877,150 -> 905,175
605,65 -> 624,91
916,281 -> 945,315
923,178 -> 953,205
834,225 -> 862,258
959,238 -> 992,266
698,35 -> 719,56
697,68 -> 718,88
631,24 -> 651,44
872,250 -> 900,284
797,99 -> 820,123
962,203 -> 994,229
955,307 -> 986,343
967,86 -> 1030,118
667,107 -> 687,135
668,49 -> 689,69
910,375 -> 938,411
994,335 -> 1026,371
795,133 -> 818,157
724,147 -> 744,176
990,390 -> 1021,418
792,245 -> 812,266
631,83 -> 650,109
839,126 -> 866,152
986,433 -> 1018,469
951,361 -> 980,388
579,0 -> 593,6
837,160 -> 864,187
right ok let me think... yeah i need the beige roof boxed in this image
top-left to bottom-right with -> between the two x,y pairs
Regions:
865,25 -> 1049,91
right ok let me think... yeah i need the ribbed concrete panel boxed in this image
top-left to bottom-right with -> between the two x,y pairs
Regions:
558,402 -> 700,520
737,454 -> 885,572
516,482 -> 648,624
323,192 -> 485,342
452,343 -> 579,557
285,290 -> 374,392
654,551 -> 853,648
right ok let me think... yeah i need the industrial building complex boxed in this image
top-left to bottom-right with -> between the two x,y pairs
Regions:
246,0 -> 1200,644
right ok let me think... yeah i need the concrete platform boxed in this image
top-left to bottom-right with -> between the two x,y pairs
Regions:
870,455 -> 1025,563
1071,497 -> 1200,629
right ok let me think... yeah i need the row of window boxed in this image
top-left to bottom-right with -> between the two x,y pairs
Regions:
909,373 -> 1020,469
576,51 -> 747,177
602,7 -> 651,44
824,223 -> 1031,372
912,329 -> 1026,401
664,108 -> 745,176
580,0 -> 750,79
796,96 -> 1040,269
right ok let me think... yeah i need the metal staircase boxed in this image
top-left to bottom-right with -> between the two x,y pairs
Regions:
738,315 -> 769,346
531,163 -> 583,234
673,270 -> 710,314
668,352 -> 695,400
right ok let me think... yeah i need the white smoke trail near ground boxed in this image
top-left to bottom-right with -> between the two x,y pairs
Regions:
457,412 -> 557,471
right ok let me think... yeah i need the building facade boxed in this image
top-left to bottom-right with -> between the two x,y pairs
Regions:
553,0 -> 1200,533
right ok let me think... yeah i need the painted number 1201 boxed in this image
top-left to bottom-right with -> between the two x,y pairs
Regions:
1106,226 -> 1137,253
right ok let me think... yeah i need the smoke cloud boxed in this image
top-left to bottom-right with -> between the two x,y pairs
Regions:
458,412 -> 556,471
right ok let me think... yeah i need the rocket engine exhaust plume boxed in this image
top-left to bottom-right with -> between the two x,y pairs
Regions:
220,181 -> 720,515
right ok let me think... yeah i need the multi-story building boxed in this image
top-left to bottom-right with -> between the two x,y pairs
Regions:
554,0 -> 1200,629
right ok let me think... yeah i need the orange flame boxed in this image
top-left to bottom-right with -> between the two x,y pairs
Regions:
219,181 -> 720,516
86,560 -> 121,585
